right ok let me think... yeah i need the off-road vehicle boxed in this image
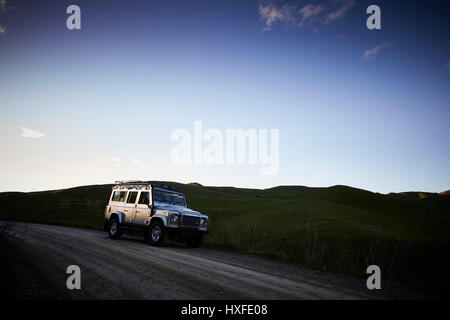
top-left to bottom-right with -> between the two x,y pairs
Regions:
104,181 -> 208,247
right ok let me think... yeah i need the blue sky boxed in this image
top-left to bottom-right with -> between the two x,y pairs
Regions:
0,0 -> 449,193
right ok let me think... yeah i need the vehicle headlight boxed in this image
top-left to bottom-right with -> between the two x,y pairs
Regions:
200,218 -> 208,226
169,213 -> 180,224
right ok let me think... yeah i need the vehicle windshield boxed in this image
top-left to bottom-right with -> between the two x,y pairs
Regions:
153,189 -> 186,207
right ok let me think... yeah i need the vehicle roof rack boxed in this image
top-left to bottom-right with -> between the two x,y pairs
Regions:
113,181 -> 181,192
114,180 -> 152,190
115,180 -> 152,185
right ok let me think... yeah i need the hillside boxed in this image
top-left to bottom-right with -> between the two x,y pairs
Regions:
1,182 -> 450,294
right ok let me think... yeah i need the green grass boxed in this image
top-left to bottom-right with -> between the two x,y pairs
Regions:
1,182 -> 449,295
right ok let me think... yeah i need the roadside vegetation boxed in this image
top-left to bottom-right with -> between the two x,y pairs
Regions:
1,182 -> 449,295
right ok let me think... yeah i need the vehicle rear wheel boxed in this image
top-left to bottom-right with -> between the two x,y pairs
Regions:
187,233 -> 204,248
108,216 -> 122,239
148,221 -> 165,246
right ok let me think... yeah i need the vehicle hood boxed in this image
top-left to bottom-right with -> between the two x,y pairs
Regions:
154,204 -> 203,216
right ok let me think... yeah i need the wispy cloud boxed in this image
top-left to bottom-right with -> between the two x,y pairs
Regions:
109,156 -> 121,167
446,62 -> 450,70
0,0 -> 14,12
0,0 -> 8,12
258,1 -> 356,31
325,0 -> 356,23
20,126 -> 46,138
108,157 -> 151,170
131,159 -> 152,171
362,42 -> 389,61
299,4 -> 324,26
0,0 -> 14,35
258,3 -> 294,31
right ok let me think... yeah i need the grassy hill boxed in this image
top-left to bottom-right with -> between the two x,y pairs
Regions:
1,182 -> 450,295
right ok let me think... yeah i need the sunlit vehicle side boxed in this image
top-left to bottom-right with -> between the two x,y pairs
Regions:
104,181 -> 208,247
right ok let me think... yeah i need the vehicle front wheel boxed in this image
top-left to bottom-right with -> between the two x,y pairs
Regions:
148,221 -> 165,246
108,216 -> 122,239
187,233 -> 204,248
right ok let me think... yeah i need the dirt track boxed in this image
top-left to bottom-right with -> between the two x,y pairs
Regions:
6,222 -> 425,300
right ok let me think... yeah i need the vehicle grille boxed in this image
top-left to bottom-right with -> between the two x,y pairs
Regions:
181,215 -> 200,228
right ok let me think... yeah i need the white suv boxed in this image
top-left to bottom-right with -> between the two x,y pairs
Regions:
104,181 -> 209,247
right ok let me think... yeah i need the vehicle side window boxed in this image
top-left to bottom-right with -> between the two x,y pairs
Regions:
138,192 -> 149,205
119,191 -> 127,202
126,191 -> 138,204
111,191 -> 118,201
111,191 -> 127,202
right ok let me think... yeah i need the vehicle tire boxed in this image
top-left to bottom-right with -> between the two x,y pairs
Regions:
108,216 -> 122,239
187,233 -> 204,248
148,220 -> 165,246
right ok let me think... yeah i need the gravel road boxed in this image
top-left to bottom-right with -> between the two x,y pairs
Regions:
6,222 -> 424,300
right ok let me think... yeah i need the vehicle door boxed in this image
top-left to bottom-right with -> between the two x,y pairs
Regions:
133,191 -> 152,226
124,191 -> 138,224
108,190 -> 128,220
